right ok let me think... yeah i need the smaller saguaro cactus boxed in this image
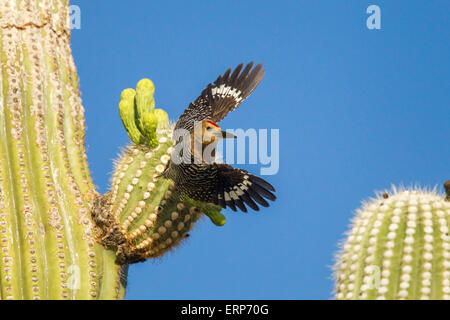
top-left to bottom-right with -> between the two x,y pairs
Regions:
334,182 -> 450,300
92,79 -> 225,264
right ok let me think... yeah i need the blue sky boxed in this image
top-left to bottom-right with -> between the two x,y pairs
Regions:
70,1 -> 449,299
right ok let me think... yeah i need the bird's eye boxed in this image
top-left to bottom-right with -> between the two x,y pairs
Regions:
206,127 -> 212,131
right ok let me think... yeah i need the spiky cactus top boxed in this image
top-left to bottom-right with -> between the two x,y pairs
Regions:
334,185 -> 450,300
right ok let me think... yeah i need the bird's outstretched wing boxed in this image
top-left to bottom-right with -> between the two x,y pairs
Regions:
175,62 -> 265,132
180,163 -> 276,213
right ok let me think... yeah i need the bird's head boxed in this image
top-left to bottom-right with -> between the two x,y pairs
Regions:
194,120 -> 236,145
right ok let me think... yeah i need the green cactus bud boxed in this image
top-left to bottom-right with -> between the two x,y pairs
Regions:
135,78 -> 155,114
139,112 -> 159,148
334,186 -> 450,300
185,198 -> 226,226
154,108 -> 169,129
135,79 -> 155,136
119,89 -> 144,144
119,79 -> 168,148
205,210 -> 226,226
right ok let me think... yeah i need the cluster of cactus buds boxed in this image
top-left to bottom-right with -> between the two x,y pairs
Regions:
92,79 -> 224,264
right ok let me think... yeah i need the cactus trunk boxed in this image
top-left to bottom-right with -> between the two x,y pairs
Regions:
0,0 -> 126,299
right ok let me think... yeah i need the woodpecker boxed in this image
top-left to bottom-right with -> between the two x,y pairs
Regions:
162,62 -> 276,212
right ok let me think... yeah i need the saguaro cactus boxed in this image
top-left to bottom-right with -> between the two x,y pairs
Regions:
334,183 -> 450,300
0,0 -> 226,299
0,0 -> 126,299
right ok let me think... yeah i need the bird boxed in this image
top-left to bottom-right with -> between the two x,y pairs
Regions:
162,62 -> 276,213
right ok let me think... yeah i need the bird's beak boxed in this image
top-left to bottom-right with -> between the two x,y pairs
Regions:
221,130 -> 237,139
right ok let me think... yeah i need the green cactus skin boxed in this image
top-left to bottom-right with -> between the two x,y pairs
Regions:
0,0 -> 126,299
334,187 -> 450,300
119,89 -> 144,145
92,79 -> 224,264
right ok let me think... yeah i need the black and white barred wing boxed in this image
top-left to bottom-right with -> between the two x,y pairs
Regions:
184,163 -> 276,213
214,164 -> 276,212
175,62 -> 265,131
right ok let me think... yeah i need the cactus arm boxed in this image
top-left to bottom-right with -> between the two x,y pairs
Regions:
92,78 -> 226,264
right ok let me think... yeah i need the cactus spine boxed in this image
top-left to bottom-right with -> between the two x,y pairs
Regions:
334,185 -> 450,300
0,0 -> 126,299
